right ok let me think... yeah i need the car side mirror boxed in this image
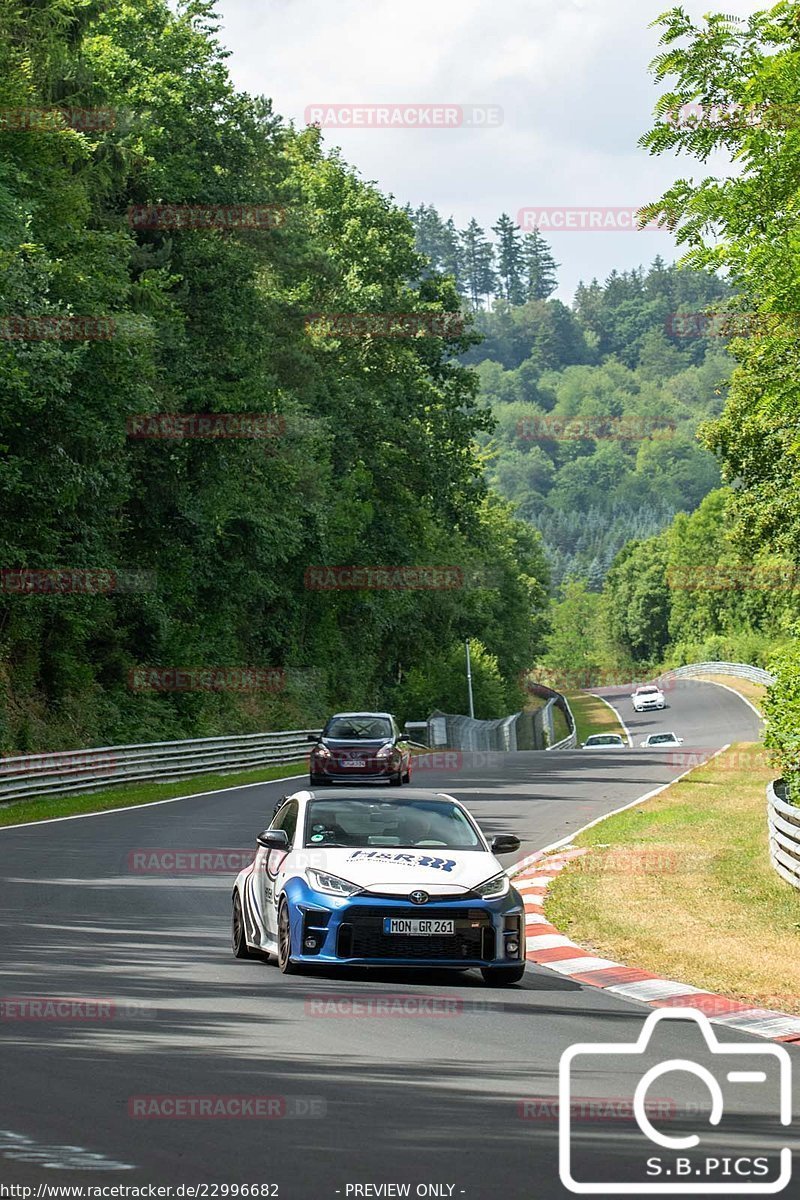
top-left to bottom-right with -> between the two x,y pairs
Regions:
307,733 -> 320,743
491,835 -> 520,855
257,828 -> 289,850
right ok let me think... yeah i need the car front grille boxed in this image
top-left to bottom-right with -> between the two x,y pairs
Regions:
337,906 -> 494,961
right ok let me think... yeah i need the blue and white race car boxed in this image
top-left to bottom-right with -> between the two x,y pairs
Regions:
231,788 -> 526,985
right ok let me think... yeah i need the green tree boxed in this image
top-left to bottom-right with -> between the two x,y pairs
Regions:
492,212 -> 525,305
460,218 -> 496,309
542,580 -> 604,681
521,229 -> 559,300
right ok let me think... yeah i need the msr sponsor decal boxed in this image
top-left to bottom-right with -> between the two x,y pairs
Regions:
346,851 -> 457,872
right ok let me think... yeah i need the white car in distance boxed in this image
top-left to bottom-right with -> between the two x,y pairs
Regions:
639,732 -> 684,748
631,684 -> 666,712
582,734 -> 628,750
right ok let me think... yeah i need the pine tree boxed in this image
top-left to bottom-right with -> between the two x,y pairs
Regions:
460,219 -> 496,309
441,216 -> 465,295
521,229 -> 559,300
492,213 -> 525,305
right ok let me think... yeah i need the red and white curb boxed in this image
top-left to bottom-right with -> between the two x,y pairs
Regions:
514,847 -> 800,1045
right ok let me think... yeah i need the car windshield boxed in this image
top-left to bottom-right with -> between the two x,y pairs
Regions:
648,734 -> 674,744
303,797 -> 483,850
324,716 -> 393,740
587,735 -> 621,745
638,687 -> 659,694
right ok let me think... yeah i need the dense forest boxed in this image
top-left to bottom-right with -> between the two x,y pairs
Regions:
6,0 -> 800,781
0,0 -> 550,749
406,204 -> 732,588
539,3 -> 800,798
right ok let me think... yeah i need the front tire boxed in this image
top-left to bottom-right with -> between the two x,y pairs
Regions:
277,898 -> 300,974
232,893 -> 256,959
390,771 -> 403,787
309,774 -> 324,787
481,964 -> 526,986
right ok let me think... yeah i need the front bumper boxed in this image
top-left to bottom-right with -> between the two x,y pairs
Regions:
284,880 -> 524,967
310,759 -> 402,783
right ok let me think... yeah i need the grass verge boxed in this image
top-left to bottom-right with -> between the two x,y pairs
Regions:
0,760 -> 309,828
545,741 -> 800,1013
567,691 -> 627,745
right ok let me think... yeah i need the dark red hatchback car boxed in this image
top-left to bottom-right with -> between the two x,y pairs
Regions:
308,711 -> 412,786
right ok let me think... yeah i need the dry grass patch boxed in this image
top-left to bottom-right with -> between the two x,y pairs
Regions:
545,743 -> 800,1013
567,692 -> 627,745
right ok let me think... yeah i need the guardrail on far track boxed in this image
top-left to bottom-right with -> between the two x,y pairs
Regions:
660,661 -> 776,686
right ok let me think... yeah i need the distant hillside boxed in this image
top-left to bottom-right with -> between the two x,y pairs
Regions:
406,207 -> 733,590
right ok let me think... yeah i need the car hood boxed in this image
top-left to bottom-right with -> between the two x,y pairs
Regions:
320,738 -> 394,750
301,846 -> 504,895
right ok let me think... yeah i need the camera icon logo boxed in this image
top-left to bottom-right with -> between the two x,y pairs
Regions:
559,1008 -> 792,1194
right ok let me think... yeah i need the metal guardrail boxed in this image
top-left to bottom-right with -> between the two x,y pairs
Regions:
768,780 -> 800,890
660,661 -> 776,686
12,660 -> 761,807
547,699 -> 578,750
426,711 -> 524,753
426,690 -> 577,754
0,729 -> 321,804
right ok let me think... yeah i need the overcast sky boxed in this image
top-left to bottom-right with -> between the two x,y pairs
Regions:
214,0 -> 760,300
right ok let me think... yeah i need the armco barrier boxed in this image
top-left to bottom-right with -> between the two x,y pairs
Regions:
768,780 -> 800,890
0,730 -> 321,804
660,661 -> 776,686
426,691 -> 576,753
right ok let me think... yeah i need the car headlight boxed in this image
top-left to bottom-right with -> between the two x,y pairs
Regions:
307,869 -> 360,897
474,872 -> 510,900
376,742 -> 398,760
312,744 -> 332,760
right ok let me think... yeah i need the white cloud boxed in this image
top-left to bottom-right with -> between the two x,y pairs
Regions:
215,0 -> 763,297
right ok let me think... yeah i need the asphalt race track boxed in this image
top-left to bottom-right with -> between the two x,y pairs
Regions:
2,680 -> 797,1199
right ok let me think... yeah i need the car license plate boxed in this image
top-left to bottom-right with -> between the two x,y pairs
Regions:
383,918 -> 455,936
341,758 -> 365,768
